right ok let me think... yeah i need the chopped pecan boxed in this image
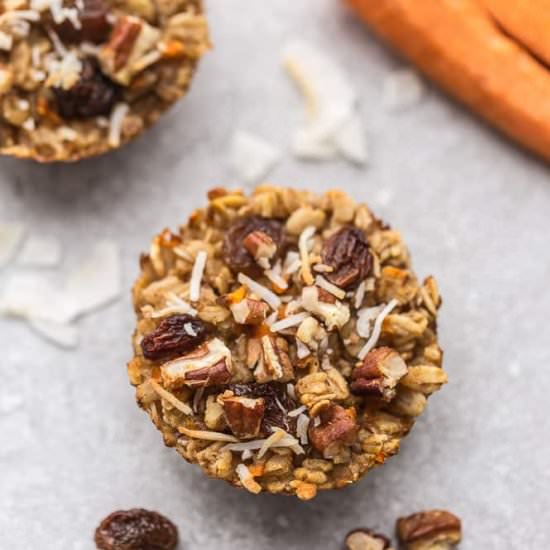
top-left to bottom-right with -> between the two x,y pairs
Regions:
220,393 -> 265,439
184,359 -> 232,388
309,405 -> 359,458
350,347 -> 408,401
229,382 -> 297,434
99,15 -> 161,85
345,529 -> 394,550
141,314 -> 211,361
321,226 -> 372,289
243,230 -> 277,266
161,338 -> 232,389
253,335 -> 294,383
222,216 -> 284,277
95,508 -> 178,550
230,298 -> 269,325
397,510 -> 462,549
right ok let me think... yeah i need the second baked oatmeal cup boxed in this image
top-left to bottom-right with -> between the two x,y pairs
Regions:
128,186 -> 448,499
0,0 -> 209,161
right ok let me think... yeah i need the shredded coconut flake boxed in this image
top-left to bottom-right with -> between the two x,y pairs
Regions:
296,338 -> 311,359
0,222 -> 26,268
298,225 -> 316,286
108,103 -> 129,147
259,428 -> 290,458
354,280 -> 366,309
287,383 -> 296,400
65,240 -> 121,320
264,260 -> 288,290
179,426 -> 238,443
357,299 -> 399,360
229,130 -> 282,185
16,234 -> 62,268
150,380 -> 193,415
270,312 -> 309,333
383,68 -> 425,111
0,31 -> 13,51
237,272 -> 281,310
29,319 -> 78,349
282,39 -> 368,166
287,405 -> 307,418
315,275 -> 345,300
296,413 -> 310,445
236,463 -> 261,494
189,250 -> 207,302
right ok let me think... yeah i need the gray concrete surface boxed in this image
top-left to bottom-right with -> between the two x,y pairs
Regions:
1,1 -> 549,548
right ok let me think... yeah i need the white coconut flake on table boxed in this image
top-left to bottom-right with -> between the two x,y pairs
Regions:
282,39 -> 368,166
0,223 -> 26,268
16,234 -> 62,268
229,130 -> 282,185
29,319 -> 79,349
383,68 -> 425,111
65,240 -> 121,319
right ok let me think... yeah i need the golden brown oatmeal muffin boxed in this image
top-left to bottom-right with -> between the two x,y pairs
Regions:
0,0 -> 209,161
128,186 -> 448,499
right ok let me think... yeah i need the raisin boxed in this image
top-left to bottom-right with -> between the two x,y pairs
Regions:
52,58 -> 119,119
94,509 -> 178,550
141,314 -> 211,361
229,382 -> 297,435
222,216 -> 284,277
321,226 -> 372,289
55,0 -> 112,44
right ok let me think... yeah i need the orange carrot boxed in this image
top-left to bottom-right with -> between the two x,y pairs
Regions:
346,0 -> 550,160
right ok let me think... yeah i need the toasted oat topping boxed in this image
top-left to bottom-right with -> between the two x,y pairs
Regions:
128,186 -> 447,499
0,0 -> 209,161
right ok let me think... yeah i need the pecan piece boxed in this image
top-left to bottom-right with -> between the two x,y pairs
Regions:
141,314 -> 211,361
222,216 -> 284,277
99,15 -> 161,85
161,338 -> 232,390
345,528 -> 394,550
321,226 -> 372,289
253,335 -> 294,383
351,347 -> 408,401
220,393 -> 265,439
230,298 -> 269,325
309,404 -> 359,458
243,230 -> 277,267
95,508 -> 178,550
229,382 -> 297,434
397,510 -> 462,550
184,359 -> 232,388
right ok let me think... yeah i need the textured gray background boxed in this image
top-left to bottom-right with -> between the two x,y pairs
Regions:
1,1 -> 549,548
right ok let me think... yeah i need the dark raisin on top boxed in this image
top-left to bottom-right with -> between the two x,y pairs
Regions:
321,226 -> 372,289
229,382 -> 297,435
222,216 -> 285,277
94,508 -> 178,550
141,314 -> 211,361
52,58 -> 119,119
54,0 -> 112,44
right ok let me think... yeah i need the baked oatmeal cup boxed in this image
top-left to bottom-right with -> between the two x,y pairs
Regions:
128,186 -> 448,499
0,0 -> 209,161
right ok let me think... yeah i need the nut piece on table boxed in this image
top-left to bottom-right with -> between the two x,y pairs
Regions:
397,510 -> 462,550
243,230 -> 277,268
94,508 -> 178,550
350,347 -> 408,402
309,404 -> 358,459
220,393 -> 265,439
345,528 -> 394,550
230,298 -> 269,325
252,335 -> 294,383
